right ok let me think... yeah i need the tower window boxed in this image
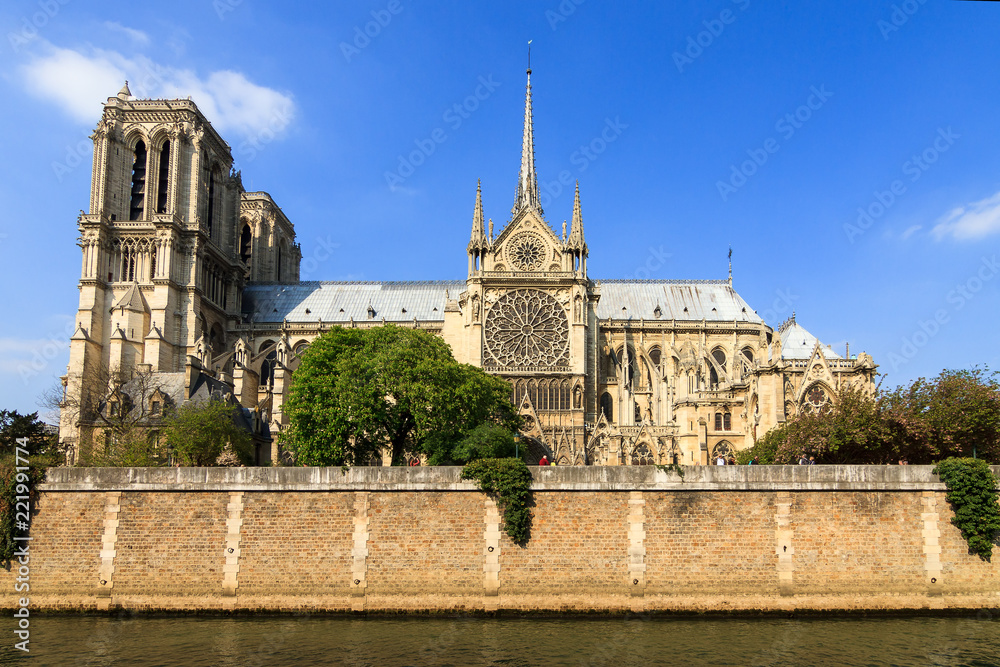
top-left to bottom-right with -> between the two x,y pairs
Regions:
600,392 -> 613,421
206,167 -> 217,236
156,141 -> 170,214
129,140 -> 147,221
724,413 -> 732,431
240,224 -> 252,264
715,412 -> 722,430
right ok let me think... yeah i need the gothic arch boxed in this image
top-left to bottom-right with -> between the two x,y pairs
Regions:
711,440 -> 734,461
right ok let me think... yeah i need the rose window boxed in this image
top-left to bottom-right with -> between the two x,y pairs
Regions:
484,289 -> 569,369
804,385 -> 829,413
506,232 -> 547,271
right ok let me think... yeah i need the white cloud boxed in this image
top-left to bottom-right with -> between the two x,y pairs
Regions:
932,190 -> 1000,241
20,46 -> 125,123
19,42 -> 295,142
104,22 -> 150,46
900,224 -> 922,240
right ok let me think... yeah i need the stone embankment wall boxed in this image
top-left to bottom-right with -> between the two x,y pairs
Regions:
2,466 -> 998,614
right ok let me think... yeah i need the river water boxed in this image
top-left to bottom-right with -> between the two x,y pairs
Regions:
2,614 -> 998,666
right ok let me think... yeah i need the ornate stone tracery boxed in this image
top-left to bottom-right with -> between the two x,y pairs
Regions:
505,232 -> 547,271
484,289 -> 569,369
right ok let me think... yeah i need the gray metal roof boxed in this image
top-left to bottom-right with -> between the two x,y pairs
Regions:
242,281 -> 466,323
779,321 -> 842,360
243,279 -> 766,324
593,280 -> 763,323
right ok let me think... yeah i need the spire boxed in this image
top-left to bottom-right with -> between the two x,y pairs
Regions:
728,245 -> 733,284
567,181 -> 587,252
512,66 -> 542,217
117,81 -> 131,100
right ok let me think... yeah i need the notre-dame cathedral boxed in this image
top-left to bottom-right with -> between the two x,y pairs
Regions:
58,69 -> 877,466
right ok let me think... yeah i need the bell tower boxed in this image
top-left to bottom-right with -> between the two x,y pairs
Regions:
60,83 -> 249,454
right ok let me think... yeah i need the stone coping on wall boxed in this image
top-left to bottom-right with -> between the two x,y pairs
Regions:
39,465 -> 1000,493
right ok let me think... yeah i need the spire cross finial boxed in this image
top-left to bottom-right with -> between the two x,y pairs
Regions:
528,39 -> 532,71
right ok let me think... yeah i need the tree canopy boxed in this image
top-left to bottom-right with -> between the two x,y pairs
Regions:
282,325 -> 520,466
739,367 -> 1000,465
163,400 -> 254,466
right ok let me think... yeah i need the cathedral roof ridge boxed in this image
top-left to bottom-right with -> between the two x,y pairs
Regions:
246,280 -> 464,287
594,278 -> 729,285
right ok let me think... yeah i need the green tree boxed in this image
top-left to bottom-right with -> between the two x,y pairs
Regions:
164,400 -> 254,466
0,410 -> 56,460
446,423 -> 520,465
283,325 -> 519,466
746,384 -> 890,464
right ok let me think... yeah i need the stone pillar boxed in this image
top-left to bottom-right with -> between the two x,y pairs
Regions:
222,492 -> 244,600
921,491 -> 943,598
483,497 -> 501,611
350,492 -> 370,612
97,492 -> 121,610
775,491 -> 794,596
627,491 -> 646,609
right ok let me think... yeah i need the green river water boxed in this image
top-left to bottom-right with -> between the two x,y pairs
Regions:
1,614 -> 998,666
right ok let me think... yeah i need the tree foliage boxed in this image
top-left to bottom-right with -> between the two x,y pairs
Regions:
164,400 -> 254,467
446,423 -> 521,466
0,410 -> 57,460
283,325 -> 520,466
884,368 -> 1000,462
933,458 -> 1000,561
742,368 -> 1000,465
0,411 -> 52,562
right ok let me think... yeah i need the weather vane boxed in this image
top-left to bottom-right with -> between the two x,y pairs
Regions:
528,39 -> 532,70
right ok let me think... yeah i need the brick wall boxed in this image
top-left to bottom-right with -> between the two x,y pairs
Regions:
367,492 -> 483,596
5,466 -> 998,613
645,492 -> 778,596
239,492 -> 355,596
499,492 -> 629,595
113,492 -> 228,596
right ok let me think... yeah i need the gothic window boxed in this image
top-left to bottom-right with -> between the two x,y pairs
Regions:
712,440 -> 734,461
740,347 -> 754,380
277,241 -> 286,281
600,392 -> 613,421
260,349 -> 277,390
649,347 -> 662,367
119,244 -> 136,282
156,141 -> 170,214
710,349 -> 727,386
715,412 -> 723,431
240,224 -> 252,264
630,443 -> 654,466
129,140 -> 147,221
803,385 -> 830,414
206,166 -> 220,237
483,289 -> 569,369
724,413 -> 732,431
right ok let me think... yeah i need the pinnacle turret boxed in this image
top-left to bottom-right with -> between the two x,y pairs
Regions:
568,181 -> 585,248
469,179 -> 488,252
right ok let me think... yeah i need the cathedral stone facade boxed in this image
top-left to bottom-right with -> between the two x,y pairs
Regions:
59,73 -> 877,466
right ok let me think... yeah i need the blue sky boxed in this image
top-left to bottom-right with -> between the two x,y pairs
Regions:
1,0 -> 999,420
